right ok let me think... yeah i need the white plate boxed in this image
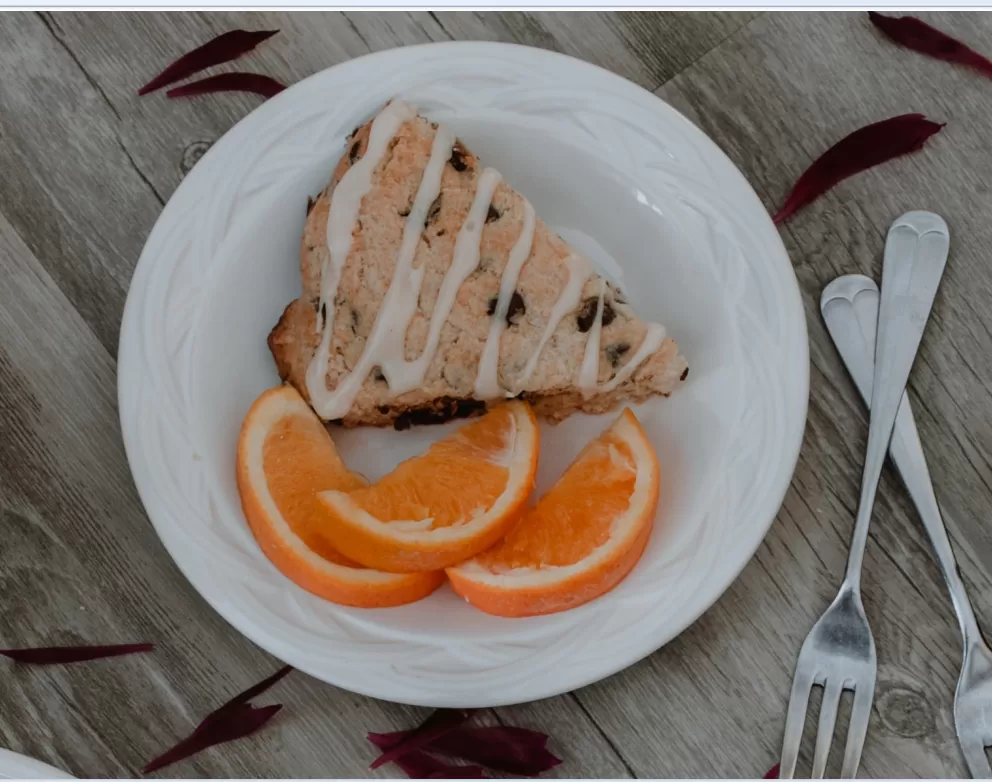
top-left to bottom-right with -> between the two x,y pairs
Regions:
118,42 -> 808,707
0,750 -> 73,779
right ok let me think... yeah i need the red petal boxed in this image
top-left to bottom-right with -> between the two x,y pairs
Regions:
764,763 -> 781,778
143,703 -> 281,773
773,114 -> 944,224
369,726 -> 560,776
0,643 -> 154,664
386,748 -> 487,779
868,12 -> 992,78
213,664 -> 293,715
142,665 -> 292,774
138,29 -> 278,94
166,73 -> 287,99
369,710 -> 475,770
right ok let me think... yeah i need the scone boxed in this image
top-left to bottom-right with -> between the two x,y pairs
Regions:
269,100 -> 688,429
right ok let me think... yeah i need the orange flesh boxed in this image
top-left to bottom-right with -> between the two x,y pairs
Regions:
475,432 -> 636,570
347,406 -> 513,528
262,412 -> 366,567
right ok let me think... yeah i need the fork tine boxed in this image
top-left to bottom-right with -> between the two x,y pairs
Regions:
960,738 -> 992,779
812,679 -> 843,778
779,668 -> 814,779
840,685 -> 872,778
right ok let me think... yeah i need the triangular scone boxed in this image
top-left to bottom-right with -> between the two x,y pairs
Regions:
269,100 -> 688,429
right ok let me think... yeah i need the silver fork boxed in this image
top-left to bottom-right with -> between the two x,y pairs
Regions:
823,271 -> 992,779
779,211 -> 949,778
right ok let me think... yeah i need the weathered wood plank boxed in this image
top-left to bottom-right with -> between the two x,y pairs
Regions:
0,12 -> 165,355
563,11 -> 992,779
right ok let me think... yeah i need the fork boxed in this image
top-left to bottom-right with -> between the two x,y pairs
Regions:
822,271 -> 992,779
778,211 -> 949,779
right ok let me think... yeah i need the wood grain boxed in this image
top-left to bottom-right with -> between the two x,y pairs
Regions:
3,9 -> 992,779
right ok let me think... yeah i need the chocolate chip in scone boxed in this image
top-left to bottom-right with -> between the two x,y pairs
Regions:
306,196 -> 316,216
425,194 -> 442,227
393,396 -> 486,430
577,297 -> 600,333
449,145 -> 469,172
377,405 -> 390,414
606,342 -> 630,368
506,291 -> 525,326
486,296 -> 498,316
680,367 -> 689,381
437,228 -> 446,237
320,303 -> 327,326
394,407 -> 444,430
351,308 -> 361,329
601,302 -> 616,328
454,398 -> 487,418
349,140 -> 362,164
486,205 -> 501,223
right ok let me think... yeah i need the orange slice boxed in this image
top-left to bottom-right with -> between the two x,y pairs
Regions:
317,401 -> 539,573
446,409 -> 660,617
236,386 -> 444,608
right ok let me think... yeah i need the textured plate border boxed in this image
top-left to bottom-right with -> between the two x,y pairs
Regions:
0,750 -> 74,779
118,42 -> 808,707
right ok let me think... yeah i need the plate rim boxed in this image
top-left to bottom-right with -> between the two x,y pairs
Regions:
118,40 -> 809,707
0,749 -> 74,779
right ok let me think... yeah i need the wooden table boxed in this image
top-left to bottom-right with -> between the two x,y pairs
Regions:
3,10 -> 992,778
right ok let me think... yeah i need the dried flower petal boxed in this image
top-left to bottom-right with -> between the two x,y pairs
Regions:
0,643 -> 154,664
764,762 -> 780,778
138,29 -> 278,95
143,703 -> 281,773
166,73 -> 287,99
142,665 -> 292,773
376,746 -> 487,779
369,709 -> 475,770
370,726 -> 560,776
869,12 -> 992,78
435,727 -> 561,775
216,664 -> 293,714
773,113 -> 944,224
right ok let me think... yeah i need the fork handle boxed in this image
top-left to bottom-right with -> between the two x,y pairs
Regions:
842,211 -> 950,590
821,273 -> 982,644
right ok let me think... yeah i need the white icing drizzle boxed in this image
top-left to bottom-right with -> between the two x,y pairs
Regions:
304,100 -> 667,419
512,252 -> 593,392
577,279 -> 607,394
381,166 -> 502,395
306,100 -> 417,415
474,199 -> 536,399
308,123 -> 456,420
577,278 -> 667,399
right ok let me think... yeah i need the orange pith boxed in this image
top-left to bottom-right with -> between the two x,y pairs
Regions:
236,386 -> 444,608
446,409 -> 660,618
262,411 -> 367,565
476,431 -> 637,570
317,401 -> 539,573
